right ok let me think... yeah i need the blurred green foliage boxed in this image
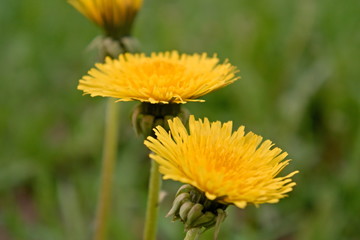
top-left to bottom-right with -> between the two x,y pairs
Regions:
1,0 -> 359,239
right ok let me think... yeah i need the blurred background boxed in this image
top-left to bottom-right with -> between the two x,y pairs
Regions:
1,0 -> 359,239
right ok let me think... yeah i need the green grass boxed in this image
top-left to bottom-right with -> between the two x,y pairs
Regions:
0,0 -> 359,239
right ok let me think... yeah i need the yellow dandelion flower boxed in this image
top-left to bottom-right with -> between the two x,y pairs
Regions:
68,0 -> 143,37
78,51 -> 239,104
144,116 -> 299,208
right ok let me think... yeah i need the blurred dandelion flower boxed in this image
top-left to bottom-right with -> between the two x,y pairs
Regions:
144,116 -> 298,208
68,0 -> 143,37
78,51 -> 238,104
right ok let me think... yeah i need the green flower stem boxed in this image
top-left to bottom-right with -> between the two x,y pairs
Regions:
139,103 -> 182,240
94,98 -> 119,240
184,228 -> 202,240
143,159 -> 162,240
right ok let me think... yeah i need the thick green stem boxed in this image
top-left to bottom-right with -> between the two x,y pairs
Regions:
184,228 -> 202,240
140,102 -> 182,240
143,160 -> 162,240
94,99 -> 119,240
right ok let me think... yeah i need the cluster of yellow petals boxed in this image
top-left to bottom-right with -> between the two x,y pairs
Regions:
145,116 -> 298,208
78,51 -> 238,104
68,0 -> 142,36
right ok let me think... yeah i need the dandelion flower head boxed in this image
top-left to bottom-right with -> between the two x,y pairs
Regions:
78,51 -> 238,104
144,116 -> 298,208
69,0 -> 143,37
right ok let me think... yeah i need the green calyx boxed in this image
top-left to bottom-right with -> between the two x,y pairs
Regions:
167,184 -> 228,239
132,102 -> 189,138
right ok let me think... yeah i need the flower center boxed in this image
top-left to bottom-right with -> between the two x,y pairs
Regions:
138,60 -> 186,79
